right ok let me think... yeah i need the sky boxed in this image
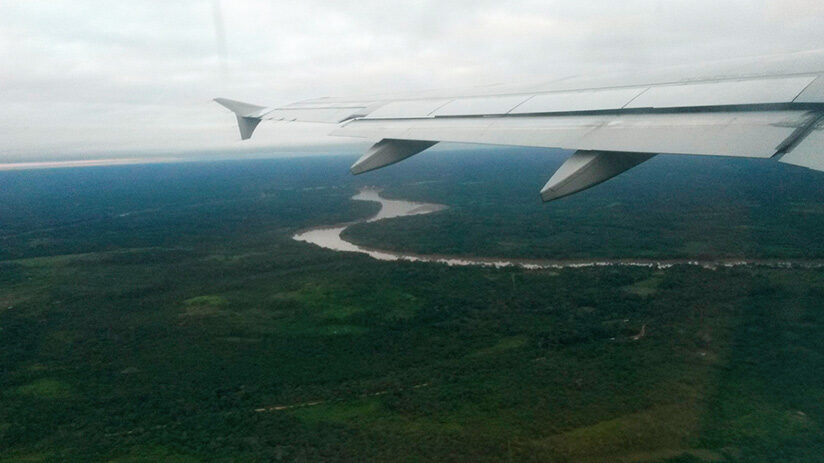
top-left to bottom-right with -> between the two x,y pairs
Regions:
1,0 -> 824,163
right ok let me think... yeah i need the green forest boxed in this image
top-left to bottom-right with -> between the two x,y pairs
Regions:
1,151 -> 824,462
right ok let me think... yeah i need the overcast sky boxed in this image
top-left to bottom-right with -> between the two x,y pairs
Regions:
2,0 -> 824,162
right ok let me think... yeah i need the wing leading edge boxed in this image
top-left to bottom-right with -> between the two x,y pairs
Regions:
215,49 -> 824,202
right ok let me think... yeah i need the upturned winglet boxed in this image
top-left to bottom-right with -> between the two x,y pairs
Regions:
214,98 -> 267,140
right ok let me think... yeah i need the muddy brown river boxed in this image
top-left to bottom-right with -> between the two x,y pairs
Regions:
293,189 -> 824,270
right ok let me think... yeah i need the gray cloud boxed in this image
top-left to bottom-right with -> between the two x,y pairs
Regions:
1,0 -> 823,161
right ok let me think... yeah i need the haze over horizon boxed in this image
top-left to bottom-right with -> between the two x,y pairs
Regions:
2,0 -> 824,162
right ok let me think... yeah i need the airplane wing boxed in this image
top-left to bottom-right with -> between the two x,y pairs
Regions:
215,49 -> 824,201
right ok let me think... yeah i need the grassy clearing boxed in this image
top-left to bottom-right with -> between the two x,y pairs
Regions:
290,397 -> 464,434
532,403 -> 704,461
471,336 -> 529,357
624,272 -> 665,297
12,379 -> 75,400
180,295 -> 229,317
290,398 -> 383,424
273,282 -> 420,322
0,453 -> 50,463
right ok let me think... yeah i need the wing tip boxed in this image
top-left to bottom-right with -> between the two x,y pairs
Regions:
214,97 -> 267,118
215,98 -> 267,140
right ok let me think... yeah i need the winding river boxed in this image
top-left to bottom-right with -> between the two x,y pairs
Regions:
293,189 -> 824,270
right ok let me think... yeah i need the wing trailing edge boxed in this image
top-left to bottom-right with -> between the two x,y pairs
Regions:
778,115 -> 824,171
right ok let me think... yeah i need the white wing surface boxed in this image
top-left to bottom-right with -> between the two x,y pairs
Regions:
216,49 -> 824,201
